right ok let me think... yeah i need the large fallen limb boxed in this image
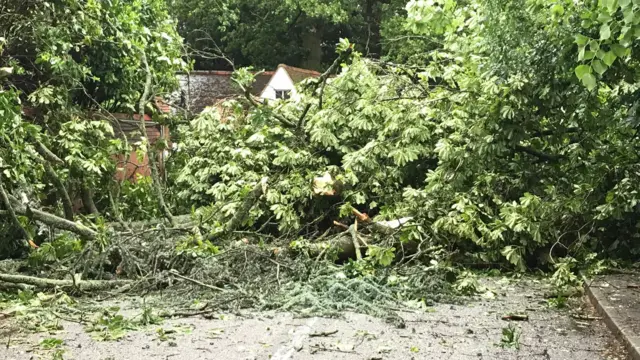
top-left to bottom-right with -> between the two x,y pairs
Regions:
0,273 -> 131,291
7,194 -> 97,240
0,281 -> 34,292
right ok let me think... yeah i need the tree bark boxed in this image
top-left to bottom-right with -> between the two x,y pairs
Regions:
0,173 -> 31,248
302,25 -> 323,70
81,184 -> 98,215
33,140 -> 74,220
34,140 -> 64,165
138,51 -> 175,226
7,194 -> 97,240
364,0 -> 382,58
0,273 -> 131,291
43,161 -> 74,220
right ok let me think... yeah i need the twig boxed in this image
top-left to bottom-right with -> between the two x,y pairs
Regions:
309,329 -> 338,337
571,314 -> 602,321
309,345 -> 356,354
333,221 -> 348,230
169,269 -> 228,292
349,220 -> 362,261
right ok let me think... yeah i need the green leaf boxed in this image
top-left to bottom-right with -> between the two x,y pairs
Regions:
501,246 -> 525,271
578,45 -> 586,60
610,43 -> 628,57
601,0 -> 617,12
603,51 -> 617,66
551,4 -> 564,16
575,34 -> 589,45
620,0 -> 631,8
600,23 -> 611,40
623,7 -> 635,23
597,13 -> 613,22
582,73 -> 597,90
592,59 -> 607,75
575,64 -> 591,79
584,50 -> 595,60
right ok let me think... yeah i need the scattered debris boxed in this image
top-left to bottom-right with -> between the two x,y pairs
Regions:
309,329 -> 339,337
498,323 -> 521,349
501,313 -> 529,321
571,314 -> 602,321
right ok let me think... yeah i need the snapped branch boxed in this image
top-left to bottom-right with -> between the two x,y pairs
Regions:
138,51 -> 175,226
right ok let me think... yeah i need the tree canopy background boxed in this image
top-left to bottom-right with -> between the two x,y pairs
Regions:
167,0 -> 426,70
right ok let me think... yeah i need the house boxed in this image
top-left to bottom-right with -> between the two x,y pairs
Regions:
21,103 -> 170,182
259,64 -> 321,101
109,104 -> 170,182
175,64 -> 321,114
176,70 -> 273,114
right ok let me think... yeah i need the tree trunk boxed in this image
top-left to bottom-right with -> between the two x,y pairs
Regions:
365,0 -> 382,58
82,184 -> 99,215
302,25 -> 323,70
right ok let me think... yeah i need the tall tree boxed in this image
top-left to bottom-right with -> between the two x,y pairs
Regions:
168,0 -> 407,69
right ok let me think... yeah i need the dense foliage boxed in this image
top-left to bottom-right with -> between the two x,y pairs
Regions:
167,0 -> 416,69
2,0 -> 640,287
0,0 -> 185,255
176,0 -> 640,276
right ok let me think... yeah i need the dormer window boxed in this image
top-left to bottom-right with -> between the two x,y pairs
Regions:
275,90 -> 291,100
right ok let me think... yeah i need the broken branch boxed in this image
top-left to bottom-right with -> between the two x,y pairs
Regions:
7,194 -> 97,240
138,51 -> 175,226
0,172 -> 32,249
0,273 -> 131,291
169,269 -> 228,292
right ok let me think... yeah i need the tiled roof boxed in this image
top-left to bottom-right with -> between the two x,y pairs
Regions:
253,72 -> 273,95
176,70 -> 274,114
278,64 -> 321,83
